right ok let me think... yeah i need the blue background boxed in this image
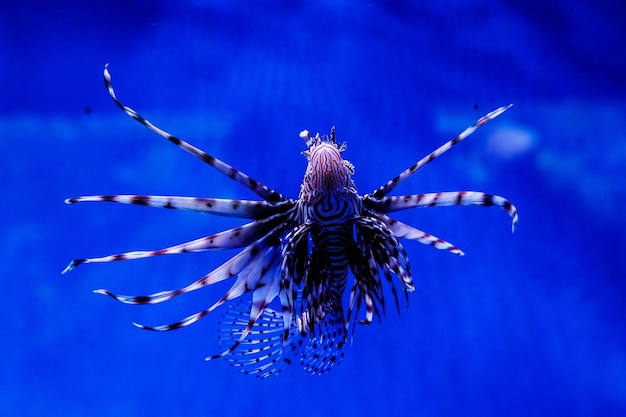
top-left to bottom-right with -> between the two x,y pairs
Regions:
2,1 -> 625,416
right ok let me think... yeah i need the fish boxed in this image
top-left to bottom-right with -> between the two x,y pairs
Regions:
63,65 -> 517,377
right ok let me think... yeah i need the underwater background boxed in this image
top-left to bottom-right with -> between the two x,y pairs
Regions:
2,0 -> 625,415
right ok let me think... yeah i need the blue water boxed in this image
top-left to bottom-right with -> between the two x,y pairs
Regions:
3,1 -> 625,416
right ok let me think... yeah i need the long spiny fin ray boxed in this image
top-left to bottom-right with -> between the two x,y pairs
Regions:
373,212 -> 465,255
366,191 -> 518,232
93,250 -> 251,305
362,293 -> 374,324
133,299 -> 225,332
132,277 -> 248,331
351,216 -> 413,324
104,64 -> 285,203
65,195 -> 294,220
116,240 -> 281,331
92,223 -> 288,304
369,105 -> 512,199
62,212 -> 288,273
363,241 -> 403,315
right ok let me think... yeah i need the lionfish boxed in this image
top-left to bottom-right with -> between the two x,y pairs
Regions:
63,65 -> 518,377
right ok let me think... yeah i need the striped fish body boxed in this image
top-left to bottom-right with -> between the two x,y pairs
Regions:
290,131 -> 403,342
283,134 -> 360,340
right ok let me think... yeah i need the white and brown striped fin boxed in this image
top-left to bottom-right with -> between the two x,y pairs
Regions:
204,255 -> 283,359
347,216 -> 412,330
89,221 -> 288,307
132,293 -> 233,332
121,233 -> 283,332
277,223 -> 312,340
104,65 -> 286,203
134,268 -> 277,333
93,249 -> 257,307
62,212 -> 289,273
369,105 -> 512,199
213,301 -> 295,378
65,194 -> 294,219
367,191 -> 518,232
297,307 -> 347,375
356,235 -> 404,317
354,216 -> 414,290
374,212 -> 464,255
